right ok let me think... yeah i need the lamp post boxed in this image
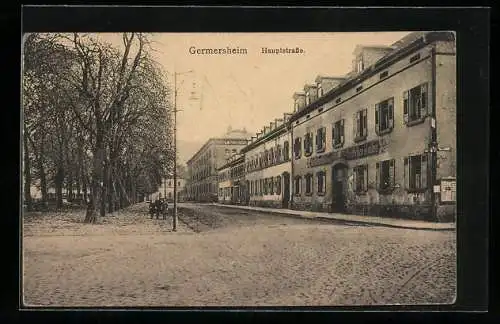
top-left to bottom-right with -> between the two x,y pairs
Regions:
172,69 -> 194,232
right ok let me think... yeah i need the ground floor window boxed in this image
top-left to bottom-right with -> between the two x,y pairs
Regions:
269,177 -> 274,195
376,159 -> 395,193
305,173 -> 313,195
294,176 -> 302,196
405,154 -> 428,190
316,171 -> 326,195
275,176 -> 282,195
353,164 -> 368,193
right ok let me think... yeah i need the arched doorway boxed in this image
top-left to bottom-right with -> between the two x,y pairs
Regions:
331,162 -> 348,213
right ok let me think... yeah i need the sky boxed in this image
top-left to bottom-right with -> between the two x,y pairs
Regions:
96,32 -> 411,162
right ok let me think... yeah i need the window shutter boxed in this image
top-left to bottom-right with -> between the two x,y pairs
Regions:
364,165 -> 368,192
403,90 -> 409,124
362,109 -> 368,137
354,112 -> 359,139
421,154 -> 428,189
352,168 -> 357,193
340,119 -> 345,145
421,83 -> 428,117
375,162 -> 380,190
322,128 -> 326,148
389,159 -> 395,187
404,157 -> 409,190
375,103 -> 380,134
332,125 -> 336,147
388,98 -> 394,129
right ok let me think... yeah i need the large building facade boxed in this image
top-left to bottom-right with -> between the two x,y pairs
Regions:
204,31 -> 455,222
217,154 -> 247,205
242,114 -> 293,208
186,128 -> 251,202
289,31 -> 456,221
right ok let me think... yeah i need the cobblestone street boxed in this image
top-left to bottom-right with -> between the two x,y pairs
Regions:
23,203 -> 456,307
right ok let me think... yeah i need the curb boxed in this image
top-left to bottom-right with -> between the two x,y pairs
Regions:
209,203 -> 455,232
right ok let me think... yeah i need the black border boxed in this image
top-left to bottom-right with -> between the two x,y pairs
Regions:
10,4 -> 490,320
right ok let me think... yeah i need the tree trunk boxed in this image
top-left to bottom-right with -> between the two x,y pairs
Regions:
55,165 -> 64,209
101,159 -> 107,217
107,159 -> 114,213
85,131 -> 105,223
38,151 -> 48,209
23,127 -> 32,212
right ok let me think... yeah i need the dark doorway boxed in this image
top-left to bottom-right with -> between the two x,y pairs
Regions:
331,164 -> 348,213
282,172 -> 290,208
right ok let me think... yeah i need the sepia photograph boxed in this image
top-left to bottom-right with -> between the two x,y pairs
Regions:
21,30 -> 457,307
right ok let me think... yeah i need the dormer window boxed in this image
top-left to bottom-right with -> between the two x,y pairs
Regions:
294,101 -> 299,112
305,92 -> 310,105
317,83 -> 323,97
357,56 -> 364,72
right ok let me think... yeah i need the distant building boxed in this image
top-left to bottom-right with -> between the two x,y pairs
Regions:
152,178 -> 186,202
217,153 -> 246,204
186,127 -> 251,202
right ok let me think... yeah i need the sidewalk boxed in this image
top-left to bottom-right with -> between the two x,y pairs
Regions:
206,203 -> 455,231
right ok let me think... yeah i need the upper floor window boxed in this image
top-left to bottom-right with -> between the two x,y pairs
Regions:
304,132 -> 314,156
354,109 -> 368,142
276,145 -> 282,163
284,141 -> 290,161
404,83 -> 429,125
232,149 -> 237,154
404,154 -> 428,191
317,171 -> 326,195
332,119 -> 345,148
294,137 -> 302,159
375,97 -> 394,135
305,173 -> 313,195
353,164 -> 368,193
316,127 -> 326,153
376,159 -> 395,193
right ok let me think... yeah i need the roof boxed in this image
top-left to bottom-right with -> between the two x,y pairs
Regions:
186,137 -> 249,165
289,31 -> 455,123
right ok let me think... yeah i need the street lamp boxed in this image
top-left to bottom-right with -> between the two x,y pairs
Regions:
171,69 -> 195,232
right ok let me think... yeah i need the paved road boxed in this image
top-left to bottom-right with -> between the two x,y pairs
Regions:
177,203 -> 374,232
23,202 -> 456,307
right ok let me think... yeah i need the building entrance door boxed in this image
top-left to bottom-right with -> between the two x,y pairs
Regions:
282,172 -> 290,209
331,164 -> 348,213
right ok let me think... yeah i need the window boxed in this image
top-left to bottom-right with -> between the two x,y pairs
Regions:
317,83 -> 323,97
379,71 -> 389,79
269,177 -> 274,195
317,171 -> 326,195
178,181 -> 181,186
168,192 -> 172,199
353,164 -> 368,193
316,127 -> 326,153
404,154 -> 428,191
263,178 -> 268,195
357,57 -> 364,72
276,145 -> 282,163
294,101 -> 299,113
353,109 -> 368,142
294,176 -> 302,196
375,98 -> 394,134
284,141 -> 290,161
332,119 -> 345,148
376,159 -> 395,193
304,132 -> 314,156
305,92 -> 310,105
336,97 -> 342,104
304,173 -> 313,195
356,85 -> 363,92
275,176 -> 282,195
404,83 -> 428,124
294,137 -> 302,159
168,181 -> 171,186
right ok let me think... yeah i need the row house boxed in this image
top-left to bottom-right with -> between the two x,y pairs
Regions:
241,113 -> 293,208
217,154 -> 246,204
288,31 -> 456,221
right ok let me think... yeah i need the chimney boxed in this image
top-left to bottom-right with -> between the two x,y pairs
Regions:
303,84 -> 318,105
283,113 -> 293,121
270,122 -> 275,131
293,92 -> 306,112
